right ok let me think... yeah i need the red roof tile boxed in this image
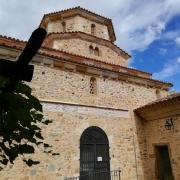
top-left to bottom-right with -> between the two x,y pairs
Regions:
42,6 -> 111,21
39,6 -> 116,42
44,31 -> 131,59
134,93 -> 180,112
0,34 -> 172,89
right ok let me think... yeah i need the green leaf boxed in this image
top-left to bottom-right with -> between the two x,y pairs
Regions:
0,76 -> 53,168
28,96 -> 42,112
0,159 -> 8,165
43,143 -> 52,148
35,132 -> 44,140
23,159 -> 40,166
15,83 -> 32,96
43,119 -> 52,125
18,144 -> 35,154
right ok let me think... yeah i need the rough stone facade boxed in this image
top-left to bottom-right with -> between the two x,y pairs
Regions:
30,65 -> 167,110
0,6 -> 179,180
52,38 -> 127,66
47,16 -> 110,41
135,95 -> 180,180
143,115 -> 180,179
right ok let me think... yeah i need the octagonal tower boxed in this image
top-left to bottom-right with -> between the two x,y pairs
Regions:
40,7 -> 130,67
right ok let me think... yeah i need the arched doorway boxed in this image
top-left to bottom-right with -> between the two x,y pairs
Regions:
80,126 -> 110,180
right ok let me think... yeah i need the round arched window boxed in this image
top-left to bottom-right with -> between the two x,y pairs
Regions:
91,24 -> 96,35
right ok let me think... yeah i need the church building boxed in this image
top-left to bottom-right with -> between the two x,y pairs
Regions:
0,7 -> 179,180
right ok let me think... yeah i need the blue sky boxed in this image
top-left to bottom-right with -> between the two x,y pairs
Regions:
131,14 -> 180,91
0,0 -> 179,91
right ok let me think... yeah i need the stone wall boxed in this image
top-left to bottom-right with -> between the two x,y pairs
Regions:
142,115 -> 180,180
52,38 -> 127,66
47,15 -> 110,41
0,6 -> 174,179
30,65 -> 167,110
0,104 -> 137,180
0,61 -> 169,180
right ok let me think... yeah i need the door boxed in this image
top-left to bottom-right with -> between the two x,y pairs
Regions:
80,127 -> 110,180
155,146 -> 174,180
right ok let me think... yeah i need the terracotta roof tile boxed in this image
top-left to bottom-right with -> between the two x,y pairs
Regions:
0,34 -> 172,89
41,45 -> 149,75
134,92 -> 180,112
39,6 -> 116,42
0,34 -> 26,43
0,34 -> 143,74
45,31 -> 131,59
42,6 -> 111,21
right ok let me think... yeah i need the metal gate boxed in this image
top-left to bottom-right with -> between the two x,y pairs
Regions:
80,127 -> 110,180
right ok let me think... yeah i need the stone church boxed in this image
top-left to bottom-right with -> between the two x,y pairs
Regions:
0,6 -> 180,180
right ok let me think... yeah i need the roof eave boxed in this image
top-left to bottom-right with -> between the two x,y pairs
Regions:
134,93 -> 180,115
39,7 -> 117,42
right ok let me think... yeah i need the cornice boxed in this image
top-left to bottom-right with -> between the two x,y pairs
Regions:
134,93 -> 180,120
39,6 -> 116,42
0,35 -> 172,90
41,6 -> 111,22
43,31 -> 130,59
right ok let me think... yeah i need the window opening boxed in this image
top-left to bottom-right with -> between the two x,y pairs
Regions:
156,89 -> 161,99
91,24 -> 96,35
62,21 -> 66,32
89,45 -> 94,54
94,47 -> 100,56
90,77 -> 97,95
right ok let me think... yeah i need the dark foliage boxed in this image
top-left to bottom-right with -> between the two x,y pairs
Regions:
0,76 -> 53,169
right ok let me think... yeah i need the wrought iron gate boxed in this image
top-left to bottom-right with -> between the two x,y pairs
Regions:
80,127 -> 110,180
64,170 -> 121,180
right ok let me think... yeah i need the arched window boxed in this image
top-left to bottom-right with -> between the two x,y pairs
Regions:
62,21 -> 66,32
94,47 -> 100,56
90,77 -> 97,95
80,126 -> 110,179
156,89 -> 161,99
91,24 -> 96,35
89,45 -> 93,54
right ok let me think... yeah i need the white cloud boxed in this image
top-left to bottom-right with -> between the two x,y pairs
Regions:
114,0 -> 180,51
159,48 -> 167,55
0,0 -> 180,52
153,56 -> 180,80
162,30 -> 180,40
175,37 -> 180,47
177,57 -> 180,63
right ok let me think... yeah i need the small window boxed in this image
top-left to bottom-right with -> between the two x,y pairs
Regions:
89,46 -> 101,56
90,77 -> 97,95
91,24 -> 96,35
94,47 -> 99,56
89,45 -> 93,54
62,21 -> 66,32
156,89 -> 161,99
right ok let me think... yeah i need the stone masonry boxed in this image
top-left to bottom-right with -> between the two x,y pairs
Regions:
0,6 -> 178,180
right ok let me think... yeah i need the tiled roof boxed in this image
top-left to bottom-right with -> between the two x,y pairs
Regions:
0,34 -> 26,44
0,34 -> 172,89
0,34 -> 145,73
135,93 -> 180,112
45,31 -> 131,59
40,46 -> 150,76
39,6 -> 116,42
42,6 -> 111,21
